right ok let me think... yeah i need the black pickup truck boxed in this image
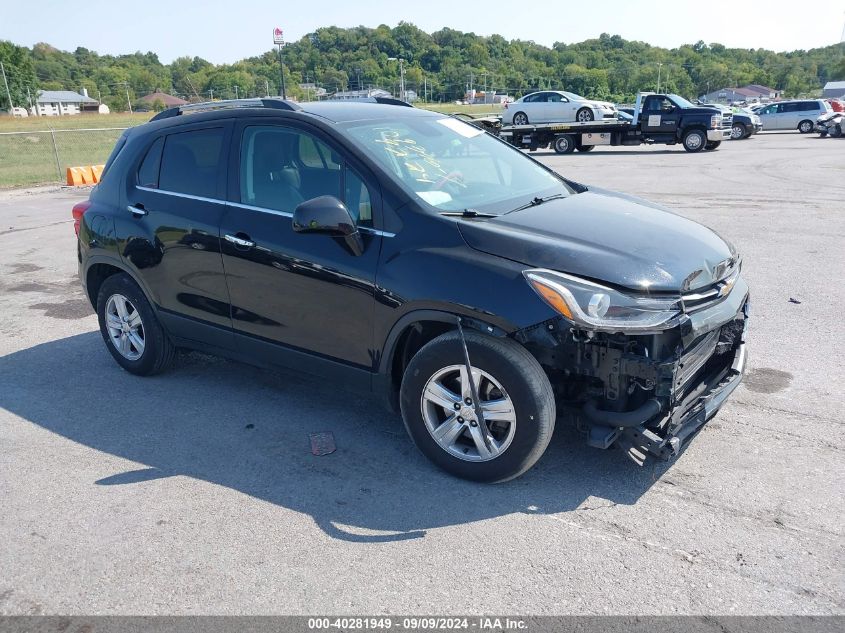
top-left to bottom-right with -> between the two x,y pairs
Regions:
501,92 -> 732,154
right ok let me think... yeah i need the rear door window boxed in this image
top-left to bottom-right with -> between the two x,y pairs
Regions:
159,128 -> 225,198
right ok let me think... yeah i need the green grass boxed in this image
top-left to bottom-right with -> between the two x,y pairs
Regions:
0,113 -> 151,132
418,103 -> 503,115
0,114 -> 153,187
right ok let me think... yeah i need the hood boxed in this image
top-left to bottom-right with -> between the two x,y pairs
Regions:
591,100 -> 617,110
457,188 -> 738,293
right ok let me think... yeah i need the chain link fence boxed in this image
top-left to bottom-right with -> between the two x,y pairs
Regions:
0,127 -> 128,188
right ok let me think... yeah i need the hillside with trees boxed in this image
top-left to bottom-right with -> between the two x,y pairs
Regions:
2,24 -> 844,111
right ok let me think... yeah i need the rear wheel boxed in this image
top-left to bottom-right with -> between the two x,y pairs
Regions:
553,135 -> 576,154
682,129 -> 706,152
512,111 -> 529,126
730,123 -> 746,140
400,330 -> 555,483
96,273 -> 175,376
575,144 -> 595,152
576,108 -> 594,122
798,120 -> 813,133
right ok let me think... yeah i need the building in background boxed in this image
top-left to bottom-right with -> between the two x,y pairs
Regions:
822,81 -> 845,99
700,84 -> 780,104
136,90 -> 188,111
33,89 -> 105,115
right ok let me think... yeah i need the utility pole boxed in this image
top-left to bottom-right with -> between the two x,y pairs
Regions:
265,79 -> 270,97
657,62 -> 663,93
234,85 -> 239,99
124,82 -> 132,113
423,74 -> 427,103
388,57 -> 405,101
1,62 -> 13,112
209,87 -> 214,100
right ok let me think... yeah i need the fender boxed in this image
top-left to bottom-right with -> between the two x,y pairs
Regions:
82,254 -> 160,314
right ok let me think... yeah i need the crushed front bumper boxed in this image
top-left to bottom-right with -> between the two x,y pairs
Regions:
518,275 -> 750,466
617,306 -> 748,464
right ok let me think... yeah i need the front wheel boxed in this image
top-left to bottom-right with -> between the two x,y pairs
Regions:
575,144 -> 595,152
831,124 -> 842,138
730,123 -> 746,140
705,141 -> 721,150
400,330 -> 555,483
798,120 -> 813,133
682,129 -> 706,152
576,108 -> 594,122
96,273 -> 175,376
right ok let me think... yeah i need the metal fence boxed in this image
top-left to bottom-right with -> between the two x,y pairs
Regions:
0,127 -> 128,188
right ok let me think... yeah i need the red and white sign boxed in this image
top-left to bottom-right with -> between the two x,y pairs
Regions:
273,27 -> 284,45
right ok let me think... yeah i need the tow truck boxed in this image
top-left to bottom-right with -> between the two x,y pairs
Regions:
500,92 -> 733,154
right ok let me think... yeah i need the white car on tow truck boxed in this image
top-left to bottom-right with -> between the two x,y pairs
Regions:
503,90 -> 617,125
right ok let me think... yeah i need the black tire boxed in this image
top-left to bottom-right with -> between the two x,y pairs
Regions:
512,111 -> 529,126
730,123 -> 746,140
576,107 -> 594,122
705,141 -> 721,150
798,120 -> 813,133
553,135 -> 576,154
96,273 -> 175,376
819,131 -> 828,138
831,124 -> 842,138
399,330 -> 556,483
575,144 -> 595,152
682,129 -> 706,152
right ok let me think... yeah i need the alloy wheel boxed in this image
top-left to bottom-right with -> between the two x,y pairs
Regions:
420,364 -> 516,462
105,293 -> 145,361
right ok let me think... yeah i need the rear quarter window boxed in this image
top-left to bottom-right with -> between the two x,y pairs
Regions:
137,137 -> 164,188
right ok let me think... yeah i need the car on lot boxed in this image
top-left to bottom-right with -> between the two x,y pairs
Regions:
756,99 -> 831,133
74,98 -> 749,482
503,90 -> 617,125
700,104 -> 762,139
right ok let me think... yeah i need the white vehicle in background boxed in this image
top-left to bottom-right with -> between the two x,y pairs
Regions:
503,90 -> 617,125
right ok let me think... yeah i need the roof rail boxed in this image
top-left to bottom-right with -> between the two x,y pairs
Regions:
150,98 -> 302,121
323,96 -> 413,108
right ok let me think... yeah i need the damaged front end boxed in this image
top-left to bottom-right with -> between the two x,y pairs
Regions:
516,266 -> 749,465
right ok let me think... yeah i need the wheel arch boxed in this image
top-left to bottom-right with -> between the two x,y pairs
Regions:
84,256 -> 157,312
376,309 -> 511,412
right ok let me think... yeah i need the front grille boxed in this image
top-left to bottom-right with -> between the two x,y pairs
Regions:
681,268 -> 739,313
721,114 -> 733,129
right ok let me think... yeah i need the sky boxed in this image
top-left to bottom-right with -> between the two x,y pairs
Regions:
2,0 -> 843,64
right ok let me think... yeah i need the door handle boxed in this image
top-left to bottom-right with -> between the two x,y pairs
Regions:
224,234 -> 255,248
128,204 -> 147,218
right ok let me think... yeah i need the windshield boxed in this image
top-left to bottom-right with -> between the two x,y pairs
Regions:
668,94 -> 696,109
341,116 -> 570,214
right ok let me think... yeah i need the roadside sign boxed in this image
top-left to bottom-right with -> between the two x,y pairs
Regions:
273,27 -> 284,46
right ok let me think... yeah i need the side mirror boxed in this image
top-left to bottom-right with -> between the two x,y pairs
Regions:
292,195 -> 364,256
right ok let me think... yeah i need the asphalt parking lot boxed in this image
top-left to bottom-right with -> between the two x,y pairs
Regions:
1,132 -> 843,615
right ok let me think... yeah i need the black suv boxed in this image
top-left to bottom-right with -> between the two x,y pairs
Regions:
75,98 -> 749,482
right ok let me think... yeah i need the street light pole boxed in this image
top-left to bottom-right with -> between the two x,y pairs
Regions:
657,62 -> 663,93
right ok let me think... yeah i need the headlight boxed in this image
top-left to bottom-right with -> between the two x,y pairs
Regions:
524,269 -> 682,332
710,115 -> 721,129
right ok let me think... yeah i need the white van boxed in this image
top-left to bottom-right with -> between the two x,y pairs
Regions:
757,100 -> 831,132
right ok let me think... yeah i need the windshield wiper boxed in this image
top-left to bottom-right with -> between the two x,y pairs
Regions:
505,193 -> 568,215
440,209 -> 498,219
